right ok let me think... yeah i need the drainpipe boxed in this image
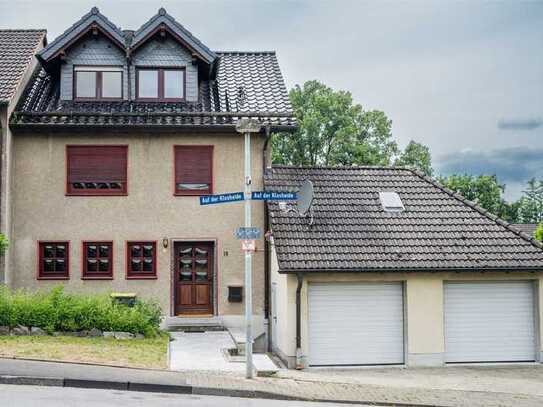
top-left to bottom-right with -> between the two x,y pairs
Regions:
263,124 -> 272,348
295,272 -> 304,369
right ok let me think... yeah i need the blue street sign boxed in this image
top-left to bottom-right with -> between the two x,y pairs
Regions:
235,227 -> 262,240
200,192 -> 244,205
251,191 -> 297,201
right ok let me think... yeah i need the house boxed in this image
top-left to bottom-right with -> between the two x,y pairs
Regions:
265,166 -> 543,368
0,29 -> 47,282
7,7 -> 295,342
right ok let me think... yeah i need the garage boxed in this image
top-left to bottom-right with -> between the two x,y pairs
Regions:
308,282 -> 404,366
444,281 -> 537,363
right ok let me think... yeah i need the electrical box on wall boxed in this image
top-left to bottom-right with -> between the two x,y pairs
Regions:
228,286 -> 243,303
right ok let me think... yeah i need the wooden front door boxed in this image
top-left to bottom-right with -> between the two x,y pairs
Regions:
174,242 -> 213,315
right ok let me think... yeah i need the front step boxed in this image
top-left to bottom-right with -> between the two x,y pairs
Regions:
164,316 -> 225,332
227,327 -> 267,354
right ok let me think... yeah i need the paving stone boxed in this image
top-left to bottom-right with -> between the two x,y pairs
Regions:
0,326 -> 10,336
114,332 -> 134,340
88,328 -> 102,337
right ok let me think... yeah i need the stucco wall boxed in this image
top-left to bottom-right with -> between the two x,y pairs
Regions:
269,247 -> 543,368
10,130 -> 266,323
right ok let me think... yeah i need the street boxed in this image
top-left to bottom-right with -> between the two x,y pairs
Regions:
0,384 -> 365,407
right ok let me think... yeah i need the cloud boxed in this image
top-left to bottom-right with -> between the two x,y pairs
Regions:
436,147 -> 543,199
437,146 -> 543,182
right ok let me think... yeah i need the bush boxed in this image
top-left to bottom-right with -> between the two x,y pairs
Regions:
0,234 -> 9,256
0,286 -> 162,336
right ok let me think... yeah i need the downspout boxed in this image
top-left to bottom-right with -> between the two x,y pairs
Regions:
295,272 -> 304,369
263,124 -> 272,349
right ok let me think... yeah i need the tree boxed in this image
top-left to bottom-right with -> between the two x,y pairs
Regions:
535,223 -> 543,242
394,140 -> 433,176
438,174 -> 519,222
517,178 -> 543,223
272,80 -> 398,166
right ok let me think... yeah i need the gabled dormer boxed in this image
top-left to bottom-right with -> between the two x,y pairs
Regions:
36,7 -> 217,103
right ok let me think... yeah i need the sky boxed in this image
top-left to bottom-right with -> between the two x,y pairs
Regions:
1,0 -> 542,200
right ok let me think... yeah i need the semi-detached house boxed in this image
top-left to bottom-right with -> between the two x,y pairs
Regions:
8,7 -> 295,346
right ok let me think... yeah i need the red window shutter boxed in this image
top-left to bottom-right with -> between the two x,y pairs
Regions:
174,146 -> 213,195
67,146 -> 127,195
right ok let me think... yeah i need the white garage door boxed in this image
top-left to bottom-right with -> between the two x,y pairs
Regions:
444,281 -> 536,363
308,282 -> 404,366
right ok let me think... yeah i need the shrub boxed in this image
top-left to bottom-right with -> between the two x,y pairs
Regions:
0,234 -> 9,256
0,286 -> 162,336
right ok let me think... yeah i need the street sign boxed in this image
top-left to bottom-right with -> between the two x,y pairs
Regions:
241,239 -> 256,252
235,227 -> 261,240
251,191 -> 297,201
199,192 -> 244,205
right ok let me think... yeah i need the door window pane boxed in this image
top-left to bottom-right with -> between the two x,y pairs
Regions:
76,71 -> 96,98
164,70 -> 184,99
102,71 -> 122,98
138,70 -> 158,98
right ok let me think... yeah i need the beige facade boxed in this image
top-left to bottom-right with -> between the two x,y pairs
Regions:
9,130 -> 268,333
270,247 -> 543,368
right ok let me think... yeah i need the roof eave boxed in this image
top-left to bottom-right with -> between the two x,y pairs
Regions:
278,266 -> 543,274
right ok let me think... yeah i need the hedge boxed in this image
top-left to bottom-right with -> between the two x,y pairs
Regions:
0,286 -> 162,337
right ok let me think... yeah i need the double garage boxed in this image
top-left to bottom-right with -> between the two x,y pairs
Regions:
307,280 -> 539,366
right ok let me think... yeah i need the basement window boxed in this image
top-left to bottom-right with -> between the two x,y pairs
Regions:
379,192 -> 405,213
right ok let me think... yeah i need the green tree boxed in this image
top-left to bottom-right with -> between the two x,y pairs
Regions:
272,80 -> 398,166
535,223 -> 543,242
394,140 -> 433,176
517,178 -> 543,223
438,174 -> 519,222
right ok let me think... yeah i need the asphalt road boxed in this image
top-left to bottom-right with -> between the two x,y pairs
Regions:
0,384 -> 365,406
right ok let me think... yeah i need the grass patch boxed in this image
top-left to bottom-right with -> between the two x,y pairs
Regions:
0,334 -> 169,369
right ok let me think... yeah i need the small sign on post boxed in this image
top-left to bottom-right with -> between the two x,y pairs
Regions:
251,191 -> 297,201
235,227 -> 262,240
241,239 -> 256,252
199,192 -> 244,205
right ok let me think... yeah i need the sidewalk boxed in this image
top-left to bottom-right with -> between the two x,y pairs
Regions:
1,358 -> 543,406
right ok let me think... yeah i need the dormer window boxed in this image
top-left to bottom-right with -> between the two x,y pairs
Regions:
74,66 -> 123,100
136,68 -> 185,101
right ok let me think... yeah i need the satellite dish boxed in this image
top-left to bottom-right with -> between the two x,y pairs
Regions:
297,180 -> 314,216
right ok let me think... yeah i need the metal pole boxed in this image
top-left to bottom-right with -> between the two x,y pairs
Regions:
244,131 -> 253,379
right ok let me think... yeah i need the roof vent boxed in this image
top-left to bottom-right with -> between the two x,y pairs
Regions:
379,192 -> 405,213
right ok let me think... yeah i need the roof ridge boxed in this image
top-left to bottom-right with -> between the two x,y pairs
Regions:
0,29 -> 47,32
407,168 -> 543,251
271,164 -> 411,171
216,51 -> 276,55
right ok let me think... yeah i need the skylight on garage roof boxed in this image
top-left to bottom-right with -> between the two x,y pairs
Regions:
379,192 -> 405,213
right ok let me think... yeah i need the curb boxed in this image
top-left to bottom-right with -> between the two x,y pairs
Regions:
0,375 -> 446,407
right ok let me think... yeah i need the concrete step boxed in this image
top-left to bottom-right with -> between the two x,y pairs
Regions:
227,327 -> 267,354
164,316 -> 224,332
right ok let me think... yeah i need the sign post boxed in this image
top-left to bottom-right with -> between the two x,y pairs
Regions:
236,118 -> 262,379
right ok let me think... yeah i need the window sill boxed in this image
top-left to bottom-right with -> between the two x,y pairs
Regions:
66,193 -> 128,197
81,276 -> 114,280
37,276 -> 70,280
174,192 -> 212,196
126,275 -> 158,280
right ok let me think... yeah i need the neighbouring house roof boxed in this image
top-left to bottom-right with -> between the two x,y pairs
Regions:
0,29 -> 46,105
511,224 -> 539,238
11,51 -> 294,130
265,166 -> 543,273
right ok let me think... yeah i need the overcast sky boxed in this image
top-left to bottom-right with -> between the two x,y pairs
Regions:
1,0 -> 542,200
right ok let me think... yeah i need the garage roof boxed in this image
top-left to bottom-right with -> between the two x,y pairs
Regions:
265,166 -> 543,273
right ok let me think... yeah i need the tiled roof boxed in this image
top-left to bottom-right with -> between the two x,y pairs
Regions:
11,51 -> 294,129
511,224 -> 539,238
265,166 -> 543,273
0,29 -> 46,104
